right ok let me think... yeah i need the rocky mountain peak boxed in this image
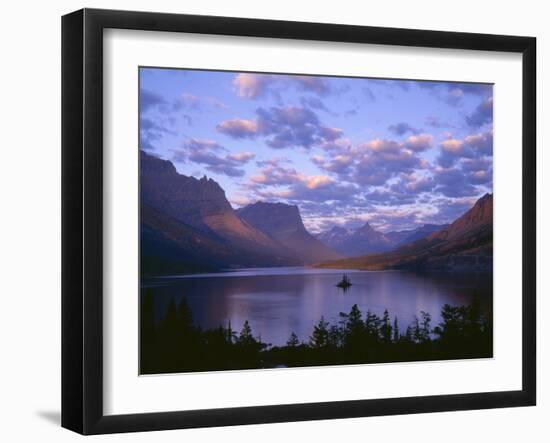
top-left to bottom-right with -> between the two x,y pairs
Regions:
237,201 -> 340,263
237,202 -> 307,235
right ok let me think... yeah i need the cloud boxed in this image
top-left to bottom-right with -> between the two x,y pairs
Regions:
432,167 -> 480,197
403,133 -> 433,152
216,118 -> 258,138
140,89 -> 166,112
257,106 -> 322,149
437,129 -> 493,167
180,93 -> 199,109
317,137 -> 352,152
308,127 -> 488,211
388,122 -> 421,136
414,81 -> 492,107
289,181 -> 358,203
184,138 -> 225,152
233,73 -> 275,99
434,197 -> 479,222
247,159 -> 356,205
320,126 -> 344,141
463,130 -> 493,155
293,76 -> 331,96
228,152 -> 255,162
364,173 -> 436,207
445,87 -> 464,106
354,140 -> 424,186
362,138 -> 401,153
466,97 -> 493,127
304,175 -> 334,189
250,160 -> 301,186
425,116 -> 454,129
217,106 -> 344,150
461,156 -> 493,185
441,138 -> 464,153
300,96 -> 334,115
312,154 -> 354,174
310,134 -> 431,188
168,92 -> 228,113
467,169 -> 492,185
139,116 -> 175,150
233,73 -> 332,100
351,205 -> 437,233
459,83 -> 493,96
364,189 -> 417,206
173,138 -> 255,177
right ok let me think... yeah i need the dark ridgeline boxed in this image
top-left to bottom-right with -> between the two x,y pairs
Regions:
385,223 -> 450,246
140,290 -> 492,374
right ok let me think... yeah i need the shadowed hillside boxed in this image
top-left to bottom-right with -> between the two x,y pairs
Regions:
237,202 -> 340,263
316,194 -> 493,272
140,150 -> 339,274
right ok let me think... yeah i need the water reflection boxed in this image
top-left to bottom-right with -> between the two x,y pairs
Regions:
142,267 -> 492,346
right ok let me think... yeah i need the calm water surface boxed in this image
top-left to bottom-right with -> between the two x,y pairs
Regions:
142,267 -> 492,346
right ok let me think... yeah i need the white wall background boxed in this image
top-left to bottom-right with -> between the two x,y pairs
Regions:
0,0 -> 546,441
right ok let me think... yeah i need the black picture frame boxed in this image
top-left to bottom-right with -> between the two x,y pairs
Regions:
62,8 -> 536,435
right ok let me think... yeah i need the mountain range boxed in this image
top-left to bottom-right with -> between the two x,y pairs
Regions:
236,202 -> 340,263
140,151 -> 338,274
140,150 -> 492,275
316,193 -> 493,272
315,222 -> 446,257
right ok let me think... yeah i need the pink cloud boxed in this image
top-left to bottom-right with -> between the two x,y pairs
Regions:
216,118 -> 259,138
304,175 -> 334,189
440,138 -> 464,154
404,133 -> 433,152
233,73 -> 275,99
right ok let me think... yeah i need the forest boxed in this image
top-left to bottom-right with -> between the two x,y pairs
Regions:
140,289 -> 493,374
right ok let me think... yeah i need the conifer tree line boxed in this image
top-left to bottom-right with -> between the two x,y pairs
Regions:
140,289 -> 492,374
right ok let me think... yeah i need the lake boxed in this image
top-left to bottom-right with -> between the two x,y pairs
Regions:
141,267 -> 492,346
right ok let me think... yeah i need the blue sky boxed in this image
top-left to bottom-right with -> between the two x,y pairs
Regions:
139,67 -> 493,233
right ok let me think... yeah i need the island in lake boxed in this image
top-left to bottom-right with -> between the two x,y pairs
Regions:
139,67 -> 493,374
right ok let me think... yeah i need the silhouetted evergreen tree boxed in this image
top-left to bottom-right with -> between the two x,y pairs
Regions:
310,317 -> 330,348
404,324 -> 414,343
328,324 -> 343,348
226,320 -> 236,344
177,297 -> 193,331
420,311 -> 432,342
237,320 -> 255,346
434,304 -> 464,343
393,316 -> 399,343
287,332 -> 299,347
380,309 -> 392,343
365,310 -> 382,342
140,295 -> 492,374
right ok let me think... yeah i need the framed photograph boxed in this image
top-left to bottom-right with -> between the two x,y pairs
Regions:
62,8 -> 536,435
